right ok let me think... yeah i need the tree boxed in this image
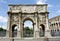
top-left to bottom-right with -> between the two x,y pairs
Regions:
0,27 -> 6,31
0,28 -> 3,31
23,27 -> 34,37
24,27 -> 30,31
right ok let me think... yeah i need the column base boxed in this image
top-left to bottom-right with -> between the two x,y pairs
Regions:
6,31 -> 9,37
17,31 -> 22,38
34,31 -> 40,38
45,30 -> 52,38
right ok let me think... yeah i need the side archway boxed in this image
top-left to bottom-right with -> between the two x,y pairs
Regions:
11,24 -> 18,37
40,24 -> 45,37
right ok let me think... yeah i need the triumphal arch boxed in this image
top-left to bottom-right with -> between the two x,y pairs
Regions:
6,4 -> 51,38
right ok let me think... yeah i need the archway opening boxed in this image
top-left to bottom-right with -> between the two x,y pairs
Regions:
23,20 -> 34,37
51,29 -> 60,37
40,24 -> 45,37
12,24 -> 18,37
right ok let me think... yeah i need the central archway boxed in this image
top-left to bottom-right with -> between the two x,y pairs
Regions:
23,18 -> 34,37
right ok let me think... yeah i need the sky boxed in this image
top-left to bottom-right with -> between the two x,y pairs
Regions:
0,0 -> 60,29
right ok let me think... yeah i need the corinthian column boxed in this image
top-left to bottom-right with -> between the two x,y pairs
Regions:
45,13 -> 51,38
34,13 -> 39,38
17,14 -> 21,38
6,13 -> 11,37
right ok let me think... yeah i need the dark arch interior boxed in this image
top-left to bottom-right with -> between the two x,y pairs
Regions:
12,25 -> 17,31
12,24 -> 18,37
40,24 -> 45,37
40,24 -> 45,31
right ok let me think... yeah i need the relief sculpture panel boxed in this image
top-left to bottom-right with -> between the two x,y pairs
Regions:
11,14 -> 19,22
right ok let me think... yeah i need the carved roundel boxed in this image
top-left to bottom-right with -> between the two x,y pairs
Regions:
12,16 -> 19,21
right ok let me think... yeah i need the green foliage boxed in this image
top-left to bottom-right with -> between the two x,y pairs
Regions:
0,27 -> 6,31
24,27 -> 33,33
24,27 -> 30,31
0,28 -> 3,31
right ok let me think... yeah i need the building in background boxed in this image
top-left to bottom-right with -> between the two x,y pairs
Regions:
49,15 -> 60,37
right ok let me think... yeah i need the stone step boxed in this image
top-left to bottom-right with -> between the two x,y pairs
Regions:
0,37 -> 60,41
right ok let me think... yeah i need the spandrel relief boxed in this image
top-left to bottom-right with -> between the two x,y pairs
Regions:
12,14 -> 19,22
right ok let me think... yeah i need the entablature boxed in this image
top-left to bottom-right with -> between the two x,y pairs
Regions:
8,4 -> 48,14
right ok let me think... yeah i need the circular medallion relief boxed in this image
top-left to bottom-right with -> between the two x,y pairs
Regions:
13,16 -> 18,21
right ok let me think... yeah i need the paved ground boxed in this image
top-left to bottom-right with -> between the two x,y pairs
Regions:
0,37 -> 60,41
0,31 -> 60,41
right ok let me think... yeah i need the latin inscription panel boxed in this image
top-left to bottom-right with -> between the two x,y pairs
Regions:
21,6 -> 36,13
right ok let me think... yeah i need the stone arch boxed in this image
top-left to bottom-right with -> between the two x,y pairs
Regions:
56,23 -> 58,26
11,24 -> 18,37
51,29 -> 54,36
40,24 -> 45,37
51,24 -> 53,27
7,4 -> 49,38
22,18 -> 34,37
55,30 -> 56,32
53,23 -> 55,26
57,29 -> 59,31
59,22 -> 60,26
23,17 -> 34,23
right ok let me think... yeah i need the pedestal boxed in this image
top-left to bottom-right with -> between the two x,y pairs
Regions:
34,31 -> 40,38
17,31 -> 21,38
6,31 -> 9,37
45,30 -> 52,38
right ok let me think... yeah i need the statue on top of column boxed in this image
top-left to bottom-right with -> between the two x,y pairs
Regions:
36,0 -> 47,4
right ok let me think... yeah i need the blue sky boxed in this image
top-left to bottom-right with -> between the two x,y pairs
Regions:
0,0 -> 60,29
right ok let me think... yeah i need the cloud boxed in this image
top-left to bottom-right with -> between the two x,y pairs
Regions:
36,0 -> 53,8
0,15 -> 7,23
0,15 -> 7,29
0,0 -> 7,4
36,0 -> 47,4
48,4 -> 53,7
0,25 -> 7,29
